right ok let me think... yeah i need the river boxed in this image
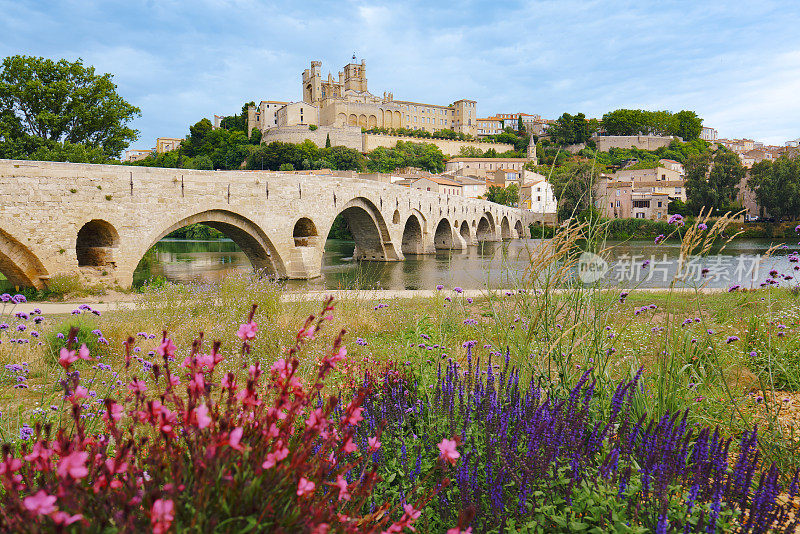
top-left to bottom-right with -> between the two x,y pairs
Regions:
128,237 -> 799,291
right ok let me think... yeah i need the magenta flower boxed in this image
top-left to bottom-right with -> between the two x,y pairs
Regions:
368,436 -> 382,451
297,477 -> 315,497
23,490 -> 57,515
157,338 -> 177,358
195,404 -> 212,429
698,223 -> 708,230
151,499 -> 174,534
437,438 -> 460,465
57,451 -> 89,479
335,475 -> 351,501
654,234 -> 665,244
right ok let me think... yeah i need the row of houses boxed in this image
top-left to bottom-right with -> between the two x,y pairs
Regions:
595,159 -> 686,221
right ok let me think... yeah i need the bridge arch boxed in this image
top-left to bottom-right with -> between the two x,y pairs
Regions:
331,197 -> 397,262
433,218 -> 454,250
476,216 -> 495,241
135,209 -> 285,278
77,219 -> 120,267
514,220 -> 525,238
293,217 -> 318,247
0,228 -> 48,289
459,221 -> 471,243
501,216 -> 512,239
401,213 -> 424,255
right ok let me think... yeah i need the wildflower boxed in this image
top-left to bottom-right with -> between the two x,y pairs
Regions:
795,224 -> 800,233
342,437 -> 357,454
57,451 -> 89,479
668,214 -> 684,226
127,378 -> 147,394
447,529 -> 473,534
342,405 -> 364,426
237,321 -> 258,340
51,512 -> 83,525
151,499 -> 175,534
104,402 -> 123,424
297,477 -> 315,497
437,438 -> 460,465
335,475 -> 351,501
23,490 -> 58,515
654,234 -> 665,244
749,350 -> 758,358
454,287 -> 463,294
195,404 -> 212,429
726,336 -> 740,343
58,348 -> 78,369
436,284 -> 444,290
157,337 -> 177,358
642,259 -> 650,268
263,445 -> 289,469
368,436 -> 382,451
619,291 -> 629,303
228,427 -> 244,451
729,284 -> 741,292
698,222 -> 708,231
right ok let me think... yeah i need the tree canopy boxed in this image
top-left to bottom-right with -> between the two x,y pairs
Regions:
748,155 -> 800,220
485,183 -> 519,207
600,109 -> 703,141
546,113 -> 598,147
0,55 -> 140,158
684,147 -> 744,215
548,160 -> 597,221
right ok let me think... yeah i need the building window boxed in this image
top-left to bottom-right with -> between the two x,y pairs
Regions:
657,201 -> 662,207
616,200 -> 620,207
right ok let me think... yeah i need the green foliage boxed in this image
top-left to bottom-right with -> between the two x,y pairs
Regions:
325,133 -> 331,148
249,128 -> 262,145
0,55 -> 140,159
485,183 -> 519,206
685,147 -> 744,215
748,155 -> 800,220
366,127 -> 474,141
218,102 -> 253,133
601,109 -> 703,141
548,160 -> 597,221
165,223 -> 225,240
365,140 -> 445,173
546,113 -> 596,146
327,213 -> 354,240
278,163 -> 294,171
0,135 -> 113,163
308,125 -> 318,131
245,141 -> 364,171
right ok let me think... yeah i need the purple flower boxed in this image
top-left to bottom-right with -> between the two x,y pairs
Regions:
642,260 -> 651,268
454,287 -> 463,294
726,336 -> 739,343
668,214 -> 684,226
729,284 -> 741,292
698,223 -> 708,231
0,293 -> 10,302
436,285 -> 444,290
12,294 -> 26,304
619,291 -> 629,303
654,234 -> 665,244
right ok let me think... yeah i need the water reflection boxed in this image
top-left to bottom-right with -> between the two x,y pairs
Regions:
128,237 -> 799,291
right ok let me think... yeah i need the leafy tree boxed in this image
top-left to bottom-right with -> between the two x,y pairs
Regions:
325,134 -> 331,148
486,183 -> 520,207
0,55 -> 140,158
250,127 -> 262,145
219,102 -> 253,133
279,163 -> 294,171
685,147 -> 744,215
547,113 -> 592,146
365,141 -> 445,173
548,160 -> 597,221
748,156 -> 800,220
672,110 -> 703,141
517,115 -> 525,133
184,118 -> 213,158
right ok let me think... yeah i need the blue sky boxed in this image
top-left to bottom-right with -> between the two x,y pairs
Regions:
2,0 -> 799,150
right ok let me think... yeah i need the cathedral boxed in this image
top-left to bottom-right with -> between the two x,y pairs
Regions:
246,57 -> 477,137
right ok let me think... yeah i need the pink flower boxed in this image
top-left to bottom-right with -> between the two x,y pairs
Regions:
151,498 -> 174,534
306,408 -> 327,430
437,438 -> 460,465
368,436 -> 381,451
23,490 -> 57,515
228,427 -> 244,451
127,378 -> 147,394
188,372 -> 205,393
403,504 -> 421,521
24,442 -> 53,463
236,321 -> 258,341
297,477 -> 315,497
51,512 -> 83,525
342,406 -> 363,426
195,404 -> 212,429
78,344 -> 92,360
58,348 -> 77,369
328,346 -> 347,367
157,338 -> 177,358
104,402 -> 124,424
221,373 -> 236,390
447,528 -> 473,534
70,386 -> 89,400
57,451 -> 89,479
342,437 -> 357,454
168,374 -> 181,387
335,475 -> 351,501
262,445 -> 289,469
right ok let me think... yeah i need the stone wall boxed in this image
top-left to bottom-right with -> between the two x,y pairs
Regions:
0,159 -> 531,289
362,133 -> 514,157
594,136 -> 676,152
262,125 -> 363,150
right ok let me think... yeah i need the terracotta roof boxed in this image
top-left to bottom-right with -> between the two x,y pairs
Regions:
415,175 -> 462,187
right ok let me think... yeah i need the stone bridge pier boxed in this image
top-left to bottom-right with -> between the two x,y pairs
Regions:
0,160 -> 533,290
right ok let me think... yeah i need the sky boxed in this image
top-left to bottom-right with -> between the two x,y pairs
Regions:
2,0 -> 799,150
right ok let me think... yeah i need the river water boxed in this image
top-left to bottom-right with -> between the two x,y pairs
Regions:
129,238 -> 800,291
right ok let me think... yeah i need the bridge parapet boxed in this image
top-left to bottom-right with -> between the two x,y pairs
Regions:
0,160 -> 529,289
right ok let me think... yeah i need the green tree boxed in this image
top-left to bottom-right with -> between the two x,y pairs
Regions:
0,55 -> 140,158
250,127 -> 262,145
748,156 -> 800,220
672,110 -> 703,141
685,148 -> 744,215
485,185 -> 519,206
547,113 -> 592,146
549,160 -> 597,221
325,133 -> 331,148
517,115 -> 525,133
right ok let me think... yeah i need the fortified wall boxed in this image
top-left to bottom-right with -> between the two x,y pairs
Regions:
261,125 -> 515,156
594,136 -> 677,152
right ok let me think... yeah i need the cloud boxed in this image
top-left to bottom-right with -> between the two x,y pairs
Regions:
1,0 -> 798,149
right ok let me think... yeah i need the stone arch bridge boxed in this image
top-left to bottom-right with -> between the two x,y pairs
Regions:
0,160 -> 532,289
